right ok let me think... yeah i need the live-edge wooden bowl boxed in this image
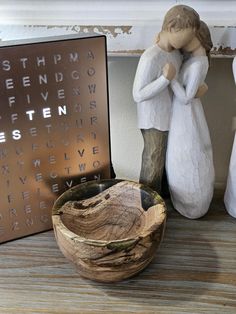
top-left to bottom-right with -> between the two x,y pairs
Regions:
52,179 -> 167,283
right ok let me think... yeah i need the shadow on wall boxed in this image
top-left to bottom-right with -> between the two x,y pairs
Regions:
203,57 -> 236,187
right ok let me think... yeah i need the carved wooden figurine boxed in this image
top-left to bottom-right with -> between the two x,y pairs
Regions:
133,5 -> 200,195
166,21 -> 215,219
224,57 -> 236,218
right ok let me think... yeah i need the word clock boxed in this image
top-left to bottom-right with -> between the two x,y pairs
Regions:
0,35 -> 111,243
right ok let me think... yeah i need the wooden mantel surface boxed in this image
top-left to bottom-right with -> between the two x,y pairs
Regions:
0,195 -> 236,314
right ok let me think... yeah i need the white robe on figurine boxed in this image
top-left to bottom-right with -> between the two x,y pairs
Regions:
224,57 -> 236,218
166,55 -> 215,219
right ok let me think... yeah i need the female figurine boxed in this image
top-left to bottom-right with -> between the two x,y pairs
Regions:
166,21 -> 215,219
224,57 -> 236,218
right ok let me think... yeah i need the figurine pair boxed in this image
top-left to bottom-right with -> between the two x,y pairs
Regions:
133,5 -> 215,219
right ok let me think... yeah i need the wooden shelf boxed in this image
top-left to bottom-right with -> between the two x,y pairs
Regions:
0,194 -> 236,313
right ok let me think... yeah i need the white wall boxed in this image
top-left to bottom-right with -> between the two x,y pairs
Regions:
108,57 -> 143,181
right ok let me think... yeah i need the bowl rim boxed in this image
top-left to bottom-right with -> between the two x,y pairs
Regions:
52,179 -> 167,247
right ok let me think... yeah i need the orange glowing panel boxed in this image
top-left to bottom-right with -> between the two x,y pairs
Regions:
0,35 -> 111,243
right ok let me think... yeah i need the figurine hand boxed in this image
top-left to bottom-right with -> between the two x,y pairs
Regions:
195,83 -> 208,98
163,63 -> 176,81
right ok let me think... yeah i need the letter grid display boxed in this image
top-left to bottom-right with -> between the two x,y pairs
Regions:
0,35 -> 111,243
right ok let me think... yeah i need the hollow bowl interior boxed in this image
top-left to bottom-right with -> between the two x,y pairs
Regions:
52,179 -> 165,242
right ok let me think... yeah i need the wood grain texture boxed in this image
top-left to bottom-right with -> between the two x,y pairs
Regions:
0,194 -> 236,313
52,180 -> 166,282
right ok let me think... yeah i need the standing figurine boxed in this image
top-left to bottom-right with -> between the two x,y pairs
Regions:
166,21 -> 215,219
133,5 -> 200,194
224,57 -> 236,218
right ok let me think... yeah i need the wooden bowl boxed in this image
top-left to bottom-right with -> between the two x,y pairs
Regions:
52,179 -> 166,283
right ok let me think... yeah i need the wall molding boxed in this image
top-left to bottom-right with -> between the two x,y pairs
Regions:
0,1 -> 236,56
1,1 -> 236,26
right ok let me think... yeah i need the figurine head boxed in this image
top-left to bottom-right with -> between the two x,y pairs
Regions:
183,20 -> 213,60
160,5 -> 200,49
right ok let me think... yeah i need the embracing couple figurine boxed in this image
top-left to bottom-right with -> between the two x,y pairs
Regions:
133,5 -> 215,219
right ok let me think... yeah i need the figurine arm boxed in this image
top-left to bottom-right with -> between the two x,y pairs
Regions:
133,76 -> 170,103
133,55 -> 170,103
171,62 -> 206,105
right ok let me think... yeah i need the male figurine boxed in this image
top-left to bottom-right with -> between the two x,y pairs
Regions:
133,5 -> 200,194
